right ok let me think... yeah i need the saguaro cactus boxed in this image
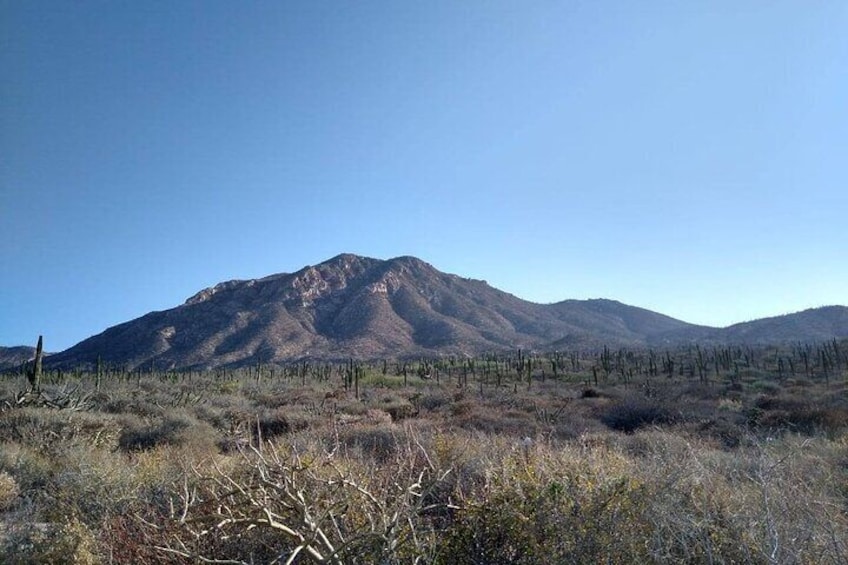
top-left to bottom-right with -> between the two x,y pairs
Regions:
27,335 -> 43,392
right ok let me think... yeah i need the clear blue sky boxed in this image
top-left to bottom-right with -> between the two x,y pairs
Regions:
2,1 -> 846,351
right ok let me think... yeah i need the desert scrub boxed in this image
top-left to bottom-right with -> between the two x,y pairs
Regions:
148,435 -> 454,564
368,392 -> 417,421
0,408 -> 120,451
117,412 -> 219,453
628,430 -> 848,563
251,406 -> 314,443
339,423 -> 401,464
0,443 -> 55,494
451,402 -> 540,437
439,439 -> 651,563
2,518 -> 100,565
0,471 -> 19,511
415,388 -> 451,412
0,352 -> 845,562
747,391 -> 848,436
598,393 -> 678,433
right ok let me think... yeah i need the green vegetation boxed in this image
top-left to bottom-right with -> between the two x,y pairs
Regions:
1,342 -> 847,563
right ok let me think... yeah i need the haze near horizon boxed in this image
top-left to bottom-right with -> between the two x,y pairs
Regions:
2,2 -> 846,351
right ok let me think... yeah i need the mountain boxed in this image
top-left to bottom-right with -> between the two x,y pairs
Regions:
42,254 -> 848,370
45,254 -> 699,370
0,346 -> 36,371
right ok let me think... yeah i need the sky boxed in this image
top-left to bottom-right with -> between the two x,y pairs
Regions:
2,1 -> 847,351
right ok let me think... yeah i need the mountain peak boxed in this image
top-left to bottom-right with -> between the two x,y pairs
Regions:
321,252 -> 379,268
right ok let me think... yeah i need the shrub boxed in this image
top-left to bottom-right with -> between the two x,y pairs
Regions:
580,387 -> 602,398
341,425 -> 400,463
438,447 -> 652,563
750,379 -> 782,394
253,407 -> 312,442
454,407 -> 539,437
0,408 -> 120,451
599,395 -> 678,433
1,358 -> 848,563
117,413 -> 218,452
698,417 -> 745,448
1,519 -> 99,565
747,393 -> 848,435
0,443 -> 54,493
417,389 -> 451,411
373,394 -> 416,421
756,406 -> 848,435
0,470 -> 19,510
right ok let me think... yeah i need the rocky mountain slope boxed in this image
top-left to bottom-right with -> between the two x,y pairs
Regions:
41,254 -> 848,370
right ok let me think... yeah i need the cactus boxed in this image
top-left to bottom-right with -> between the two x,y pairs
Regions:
26,335 -> 43,392
96,355 -> 103,391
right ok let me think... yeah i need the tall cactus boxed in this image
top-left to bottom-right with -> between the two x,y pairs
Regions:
27,335 -> 43,392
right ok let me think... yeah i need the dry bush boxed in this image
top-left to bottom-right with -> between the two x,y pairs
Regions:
748,391 -> 848,436
337,397 -> 368,416
598,393 -> 678,433
453,407 -> 539,437
339,424 -> 401,464
2,519 -> 100,565
676,382 -> 724,401
147,433 -> 454,564
696,416 -> 746,448
750,379 -> 783,394
117,412 -> 219,453
0,375 -> 27,405
249,384 -> 328,409
252,407 -> 313,442
0,471 -> 19,511
0,408 -> 120,451
416,388 -> 452,412
0,442 -> 54,496
439,436 -> 652,563
370,393 -> 417,421
625,430 -> 848,563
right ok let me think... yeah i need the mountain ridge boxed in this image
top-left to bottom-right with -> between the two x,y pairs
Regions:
33,254 -> 848,370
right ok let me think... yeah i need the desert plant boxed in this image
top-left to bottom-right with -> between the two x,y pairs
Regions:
153,439 -> 454,564
0,470 -> 20,511
2,518 -> 100,565
599,394 -> 678,433
26,335 -> 44,393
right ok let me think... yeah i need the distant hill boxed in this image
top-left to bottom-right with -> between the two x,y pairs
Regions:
42,254 -> 848,370
0,346 -> 36,371
545,299 -> 700,347
711,306 -> 848,344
